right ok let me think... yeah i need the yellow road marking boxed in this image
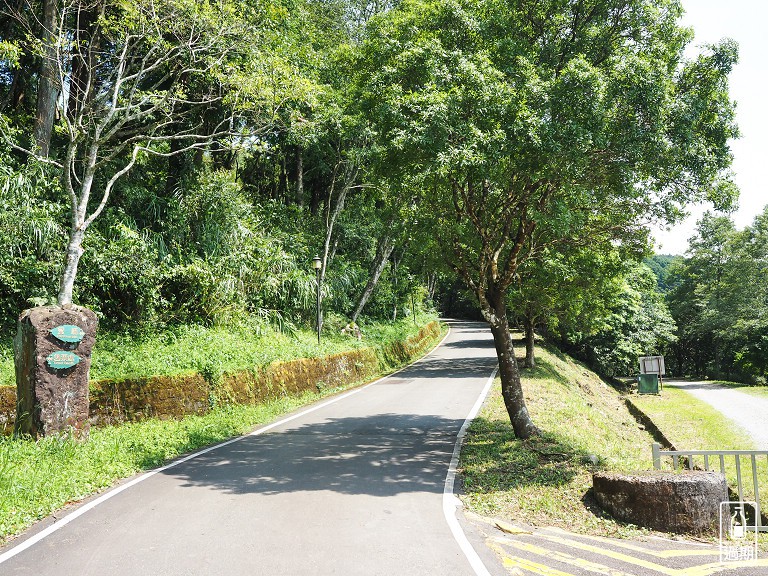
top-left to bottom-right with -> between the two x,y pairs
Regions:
532,533 -> 685,575
544,528 -> 719,558
502,555 -> 577,576
500,538 -> 647,576
515,532 -> 768,576
487,540 -> 576,575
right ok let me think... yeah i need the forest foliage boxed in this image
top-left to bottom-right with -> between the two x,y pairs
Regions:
660,208 -> 768,383
0,0 -> 759,423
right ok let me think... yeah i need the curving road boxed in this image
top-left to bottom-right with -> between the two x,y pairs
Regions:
0,321 -> 505,576
668,380 -> 768,449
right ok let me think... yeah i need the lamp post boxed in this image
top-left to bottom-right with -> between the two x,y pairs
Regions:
312,255 -> 322,345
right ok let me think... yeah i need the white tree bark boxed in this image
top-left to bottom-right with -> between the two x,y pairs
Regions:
0,0 -> 249,305
351,233 -> 395,323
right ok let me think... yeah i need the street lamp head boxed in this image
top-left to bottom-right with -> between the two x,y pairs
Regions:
312,255 -> 322,271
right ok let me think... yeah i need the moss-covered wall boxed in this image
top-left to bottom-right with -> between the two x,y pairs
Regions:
89,373 -> 209,426
218,347 -> 382,407
0,321 -> 443,433
379,321 -> 441,368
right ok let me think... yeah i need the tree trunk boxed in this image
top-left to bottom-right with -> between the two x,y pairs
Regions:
523,316 -> 536,369
427,272 -> 437,301
310,186 -> 320,215
58,227 -> 86,305
482,293 -> 539,439
33,0 -> 60,157
351,233 -> 395,323
317,164 -> 355,331
391,255 -> 399,322
295,149 -> 304,206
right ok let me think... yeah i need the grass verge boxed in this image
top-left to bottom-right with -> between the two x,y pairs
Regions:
0,399 -> 309,542
460,340 -> 657,537
0,312 -> 438,385
714,381 -> 768,399
0,317 -> 446,545
630,385 -> 755,451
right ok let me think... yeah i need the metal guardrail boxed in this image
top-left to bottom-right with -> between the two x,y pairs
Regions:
652,442 -> 768,532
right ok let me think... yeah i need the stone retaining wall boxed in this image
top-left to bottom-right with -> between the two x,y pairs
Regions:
0,321 -> 442,433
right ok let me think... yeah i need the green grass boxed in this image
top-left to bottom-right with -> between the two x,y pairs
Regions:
460,340 -> 657,537
630,383 -> 768,546
630,385 -> 755,451
0,312 -> 438,385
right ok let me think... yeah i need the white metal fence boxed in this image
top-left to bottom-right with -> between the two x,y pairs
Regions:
652,442 -> 768,532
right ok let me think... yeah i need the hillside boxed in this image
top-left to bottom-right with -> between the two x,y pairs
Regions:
460,339 -> 656,536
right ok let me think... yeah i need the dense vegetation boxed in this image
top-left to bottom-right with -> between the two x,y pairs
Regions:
661,208 -> 768,383
0,0 -> 755,433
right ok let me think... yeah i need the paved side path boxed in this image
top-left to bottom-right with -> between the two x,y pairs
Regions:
667,380 -> 768,449
0,321 -> 505,576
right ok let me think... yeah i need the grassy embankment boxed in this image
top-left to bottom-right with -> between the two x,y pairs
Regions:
460,340 -> 657,537
0,313 -> 438,385
0,313 -> 444,544
461,347 -> 768,539
630,384 -> 756,451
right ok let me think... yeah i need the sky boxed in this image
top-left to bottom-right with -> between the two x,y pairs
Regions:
650,0 -> 768,255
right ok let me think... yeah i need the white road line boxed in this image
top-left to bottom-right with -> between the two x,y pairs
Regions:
0,324 -> 453,565
443,365 -> 498,576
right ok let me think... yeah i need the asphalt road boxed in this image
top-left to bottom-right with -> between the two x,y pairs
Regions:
668,380 -> 768,449
0,320 -> 505,576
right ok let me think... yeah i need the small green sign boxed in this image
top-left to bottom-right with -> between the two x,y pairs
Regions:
46,351 -> 81,369
50,324 -> 85,344
638,373 -> 660,394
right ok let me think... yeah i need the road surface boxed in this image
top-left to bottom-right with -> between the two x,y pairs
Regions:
668,380 -> 768,449
0,320 -> 505,575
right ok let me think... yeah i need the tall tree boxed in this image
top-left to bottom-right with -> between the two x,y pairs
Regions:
508,244 -> 627,369
666,207 -> 768,381
571,263 -> 678,377
355,0 -> 738,437
2,0 -> 261,305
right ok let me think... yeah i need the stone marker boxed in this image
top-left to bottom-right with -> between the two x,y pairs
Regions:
593,470 -> 728,534
14,305 -> 98,439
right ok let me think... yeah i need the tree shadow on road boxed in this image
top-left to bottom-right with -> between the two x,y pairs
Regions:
160,320 -> 500,499
161,413 -> 468,497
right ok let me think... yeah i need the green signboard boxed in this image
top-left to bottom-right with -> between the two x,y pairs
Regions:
637,373 -> 659,394
46,351 -> 82,369
50,324 -> 85,344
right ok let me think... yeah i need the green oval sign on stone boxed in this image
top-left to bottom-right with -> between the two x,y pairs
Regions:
50,324 -> 85,344
46,351 -> 81,369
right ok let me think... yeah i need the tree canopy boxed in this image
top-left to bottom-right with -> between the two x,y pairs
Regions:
351,0 -> 738,436
0,0 -> 745,433
663,208 -> 768,382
